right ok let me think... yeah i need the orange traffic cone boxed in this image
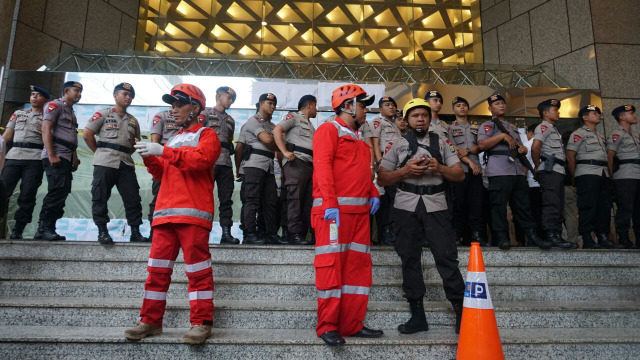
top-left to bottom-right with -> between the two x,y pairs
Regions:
456,242 -> 504,360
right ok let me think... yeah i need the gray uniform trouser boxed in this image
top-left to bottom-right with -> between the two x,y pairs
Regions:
283,159 -> 313,235
242,167 -> 278,235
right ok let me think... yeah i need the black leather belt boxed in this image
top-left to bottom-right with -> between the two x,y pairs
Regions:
250,148 -> 275,159
488,150 -> 512,156
11,142 -> 44,150
618,159 -> 640,165
576,159 -> 607,166
220,142 -> 234,154
97,141 -> 132,153
398,182 -> 445,195
53,136 -> 77,151
286,143 -> 313,156
541,155 -> 566,166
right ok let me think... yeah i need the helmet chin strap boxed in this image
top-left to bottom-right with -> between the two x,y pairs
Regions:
340,97 -> 362,129
410,125 -> 427,138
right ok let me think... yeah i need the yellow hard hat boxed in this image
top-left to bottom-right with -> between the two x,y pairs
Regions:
403,98 -> 431,118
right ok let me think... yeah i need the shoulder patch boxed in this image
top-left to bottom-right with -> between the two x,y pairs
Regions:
612,134 -> 619,143
540,125 -> 547,134
153,115 -> 161,126
484,124 -> 491,133
385,141 -> 393,154
198,114 -> 206,122
285,113 -> 295,120
91,112 -> 102,122
373,120 -> 380,129
10,113 -> 16,121
573,134 -> 581,143
47,103 -> 58,112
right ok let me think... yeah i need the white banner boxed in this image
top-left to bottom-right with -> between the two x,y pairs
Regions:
463,271 -> 494,310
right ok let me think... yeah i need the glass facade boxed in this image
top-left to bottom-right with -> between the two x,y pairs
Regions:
136,0 -> 482,64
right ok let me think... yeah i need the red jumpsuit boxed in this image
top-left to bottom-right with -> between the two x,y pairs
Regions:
140,123 -> 221,327
312,117 -> 379,337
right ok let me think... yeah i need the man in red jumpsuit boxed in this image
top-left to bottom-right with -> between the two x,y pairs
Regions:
313,84 -> 382,346
125,84 -> 221,344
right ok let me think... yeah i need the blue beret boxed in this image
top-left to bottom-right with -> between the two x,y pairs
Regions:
259,93 -> 277,106
578,105 -> 601,119
378,95 -> 397,108
114,82 -> 135,98
217,86 -> 237,103
487,94 -> 506,105
29,85 -> 50,99
611,104 -> 636,120
298,95 -> 317,110
452,96 -> 469,107
537,99 -> 561,112
63,81 -> 83,91
425,90 -> 443,101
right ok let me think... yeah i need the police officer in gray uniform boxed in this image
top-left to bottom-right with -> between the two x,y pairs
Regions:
241,93 -> 287,245
477,94 -> 551,250
566,105 -> 615,249
1,85 -> 49,239
83,83 -> 146,244
607,105 -> 640,248
273,95 -> 317,245
531,99 -> 575,249
201,86 -> 239,244
148,109 -> 179,241
447,96 -> 486,245
425,91 -> 449,140
371,96 -> 401,245
35,81 -> 83,241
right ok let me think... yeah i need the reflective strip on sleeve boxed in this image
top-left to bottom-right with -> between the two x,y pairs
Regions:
342,285 -> 370,296
317,289 -> 342,299
312,197 -> 369,207
147,258 -> 175,269
330,121 -> 362,141
154,207 -> 214,222
144,290 -> 167,301
185,259 -> 212,273
188,290 -> 214,301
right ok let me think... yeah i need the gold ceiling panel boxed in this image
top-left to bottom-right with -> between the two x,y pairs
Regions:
138,0 -> 482,65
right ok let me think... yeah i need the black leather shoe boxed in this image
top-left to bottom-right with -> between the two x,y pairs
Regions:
320,331 -> 345,346
243,233 -> 265,245
289,233 -> 312,245
9,222 -> 26,240
352,326 -> 384,338
451,300 -> 463,334
596,233 -> 614,249
495,233 -> 510,250
130,226 -> 149,243
471,231 -> 488,246
546,231 -> 573,249
581,233 -> 600,249
265,233 -> 289,245
381,226 -> 395,246
220,225 -> 240,244
97,224 -> 114,245
525,228 -> 551,250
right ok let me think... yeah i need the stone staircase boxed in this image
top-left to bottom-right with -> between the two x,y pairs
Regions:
0,240 -> 638,359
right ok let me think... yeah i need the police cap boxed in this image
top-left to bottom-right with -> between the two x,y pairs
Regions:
30,85 -> 51,99
114,82 -> 135,98
217,86 -> 237,103
611,104 -> 636,120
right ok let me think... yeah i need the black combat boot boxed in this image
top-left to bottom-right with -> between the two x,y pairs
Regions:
243,232 -> 265,245
581,232 -> 599,249
596,233 -> 614,249
451,300 -> 464,334
42,220 -> 65,241
130,225 -> 149,242
381,226 -> 395,246
220,225 -> 240,244
615,233 -> 632,249
546,231 -> 573,249
470,231 -> 488,246
97,224 -> 114,245
398,299 -> 429,334
281,227 -> 289,244
525,228 -> 551,249
9,221 -> 26,240
33,220 -> 44,240
495,232 -> 510,250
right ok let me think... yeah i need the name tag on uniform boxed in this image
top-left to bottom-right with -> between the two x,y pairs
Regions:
452,130 -> 463,137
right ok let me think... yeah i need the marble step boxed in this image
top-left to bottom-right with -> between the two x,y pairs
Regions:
0,326 -> 637,360
0,297 -> 637,330
1,276 -> 638,302
2,240 -> 639,266
2,259 -> 638,283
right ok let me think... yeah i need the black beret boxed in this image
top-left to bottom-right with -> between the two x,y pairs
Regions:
217,86 -> 237,103
298,94 -> 317,110
378,95 -> 397,108
258,93 -> 277,106
424,90 -> 443,101
487,94 -> 506,105
611,104 -> 636,119
578,105 -> 601,119
114,82 -> 135,98
452,96 -> 469,107
537,99 -> 561,112
63,81 -> 83,91
30,85 -> 50,99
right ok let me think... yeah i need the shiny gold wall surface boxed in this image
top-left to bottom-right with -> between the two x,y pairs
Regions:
136,0 -> 482,64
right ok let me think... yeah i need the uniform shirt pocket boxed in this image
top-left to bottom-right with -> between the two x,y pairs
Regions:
584,137 -> 600,152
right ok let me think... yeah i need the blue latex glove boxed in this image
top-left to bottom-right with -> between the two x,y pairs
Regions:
324,208 -> 340,227
369,197 -> 380,215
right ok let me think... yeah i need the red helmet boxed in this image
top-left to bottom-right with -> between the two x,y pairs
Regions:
331,84 -> 375,111
162,83 -> 206,110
